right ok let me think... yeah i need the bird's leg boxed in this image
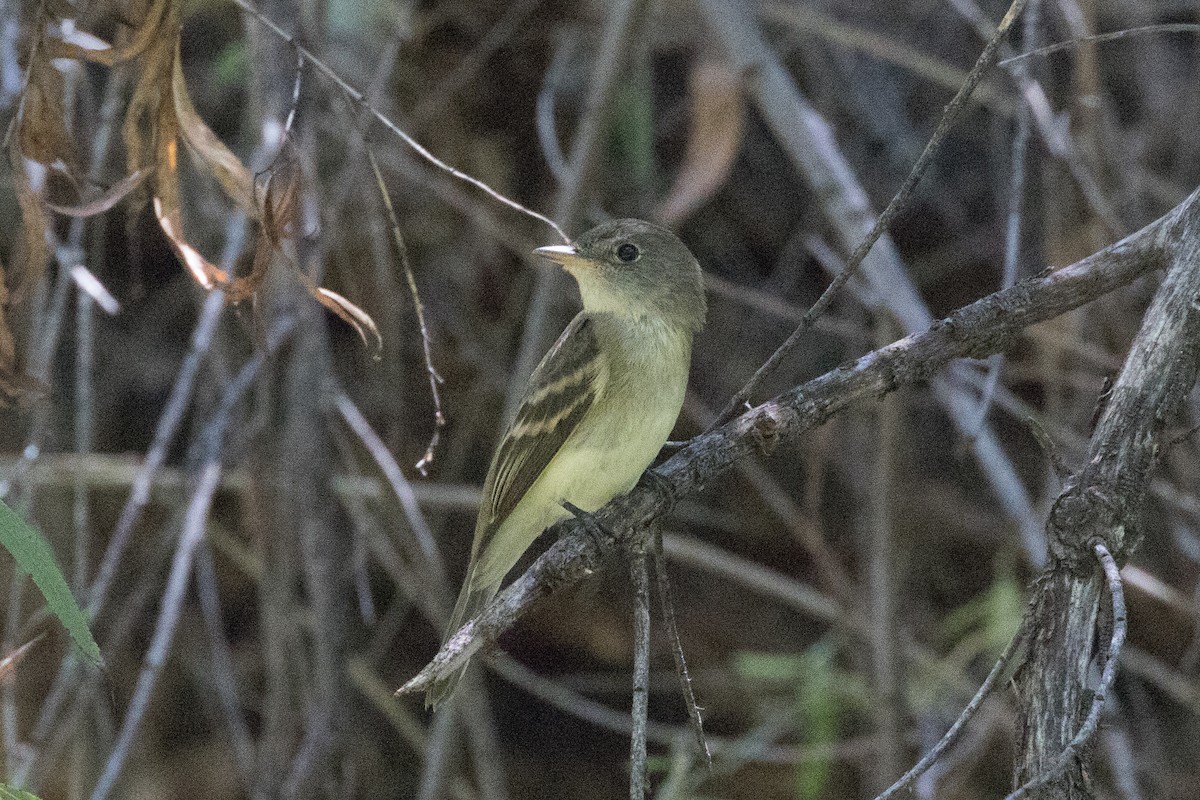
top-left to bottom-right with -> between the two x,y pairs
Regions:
561,500 -> 613,551
637,468 -> 677,515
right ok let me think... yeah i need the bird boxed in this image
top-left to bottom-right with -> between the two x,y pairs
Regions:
425,218 -> 706,709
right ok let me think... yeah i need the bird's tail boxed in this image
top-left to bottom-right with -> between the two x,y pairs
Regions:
425,576 -> 496,710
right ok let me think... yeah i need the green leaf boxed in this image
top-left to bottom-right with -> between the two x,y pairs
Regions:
733,651 -> 806,684
0,782 -> 44,800
0,500 -> 101,667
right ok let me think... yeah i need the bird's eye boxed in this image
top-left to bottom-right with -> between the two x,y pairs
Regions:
616,243 -> 640,263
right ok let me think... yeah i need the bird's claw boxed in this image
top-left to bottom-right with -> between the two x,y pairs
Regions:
561,500 -> 611,550
638,468 -> 677,514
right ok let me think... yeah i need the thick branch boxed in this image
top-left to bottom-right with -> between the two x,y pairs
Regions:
1012,184 -> 1200,797
397,187 -> 1198,697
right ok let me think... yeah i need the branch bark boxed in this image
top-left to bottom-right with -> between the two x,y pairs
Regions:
397,186 -> 1198,698
1011,183 -> 1200,797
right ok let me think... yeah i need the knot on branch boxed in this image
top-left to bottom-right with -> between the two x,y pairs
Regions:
1046,484 -> 1128,570
750,406 -> 783,454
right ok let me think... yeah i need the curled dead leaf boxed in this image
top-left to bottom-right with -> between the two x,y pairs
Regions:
122,26 -> 176,187
152,93 -> 229,290
314,286 -> 383,357
259,149 -> 304,247
9,152 -> 52,300
45,167 -> 151,217
171,40 -> 255,214
153,196 -> 229,289
18,50 -> 80,173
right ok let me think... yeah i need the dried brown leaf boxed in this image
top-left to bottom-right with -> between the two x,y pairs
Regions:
18,51 -> 80,172
153,103 -> 228,289
655,60 -> 745,227
312,285 -> 383,356
171,40 -> 255,214
0,252 -> 41,404
153,194 -> 229,290
45,167 -> 151,217
9,150 -> 52,301
122,10 -> 178,192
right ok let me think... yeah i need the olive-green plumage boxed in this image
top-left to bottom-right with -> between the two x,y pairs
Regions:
427,219 -> 706,708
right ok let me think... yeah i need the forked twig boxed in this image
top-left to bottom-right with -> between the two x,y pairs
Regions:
652,529 -> 711,769
1000,23 -> 1200,66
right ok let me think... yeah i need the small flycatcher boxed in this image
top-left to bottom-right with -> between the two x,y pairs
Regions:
427,219 -> 706,708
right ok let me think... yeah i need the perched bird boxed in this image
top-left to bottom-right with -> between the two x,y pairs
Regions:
426,219 -> 706,708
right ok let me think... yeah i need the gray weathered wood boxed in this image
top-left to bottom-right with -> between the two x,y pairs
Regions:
1012,188 -> 1200,798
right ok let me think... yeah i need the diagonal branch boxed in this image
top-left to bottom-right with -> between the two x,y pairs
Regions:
397,187 -> 1198,698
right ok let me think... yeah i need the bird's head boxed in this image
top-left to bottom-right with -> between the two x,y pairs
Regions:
535,219 -> 706,332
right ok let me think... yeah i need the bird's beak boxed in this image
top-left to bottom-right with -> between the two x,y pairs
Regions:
534,244 -> 592,272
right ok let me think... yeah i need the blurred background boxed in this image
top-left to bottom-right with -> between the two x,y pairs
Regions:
0,0 -> 1199,797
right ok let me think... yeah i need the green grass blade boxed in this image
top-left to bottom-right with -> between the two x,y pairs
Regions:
0,782 -> 43,800
0,500 -> 102,667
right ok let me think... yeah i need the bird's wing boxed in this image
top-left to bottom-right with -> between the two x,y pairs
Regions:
481,313 -> 604,535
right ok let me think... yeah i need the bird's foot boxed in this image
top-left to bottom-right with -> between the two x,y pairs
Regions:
638,468 -> 677,514
561,500 -> 612,551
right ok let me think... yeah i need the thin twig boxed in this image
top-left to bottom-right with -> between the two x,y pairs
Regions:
651,530 -> 711,769
2,264 -> 72,769
868,319 -> 902,793
703,0 -> 1045,564
87,463 -> 223,800
88,320 -> 295,800
72,287 -> 94,592
969,0 -> 1039,435
195,545 -> 261,797
332,391 -> 446,580
947,0 -> 1121,233
282,48 -> 303,141
708,0 -> 1029,429
457,680 -> 512,800
874,621 -> 1028,800
414,697 -> 457,800
1000,23 -> 1200,66
536,33 -> 576,183
1004,541 -> 1126,800
363,147 -> 445,475
84,290 -> 226,617
231,0 -> 569,243
629,541 -> 652,800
